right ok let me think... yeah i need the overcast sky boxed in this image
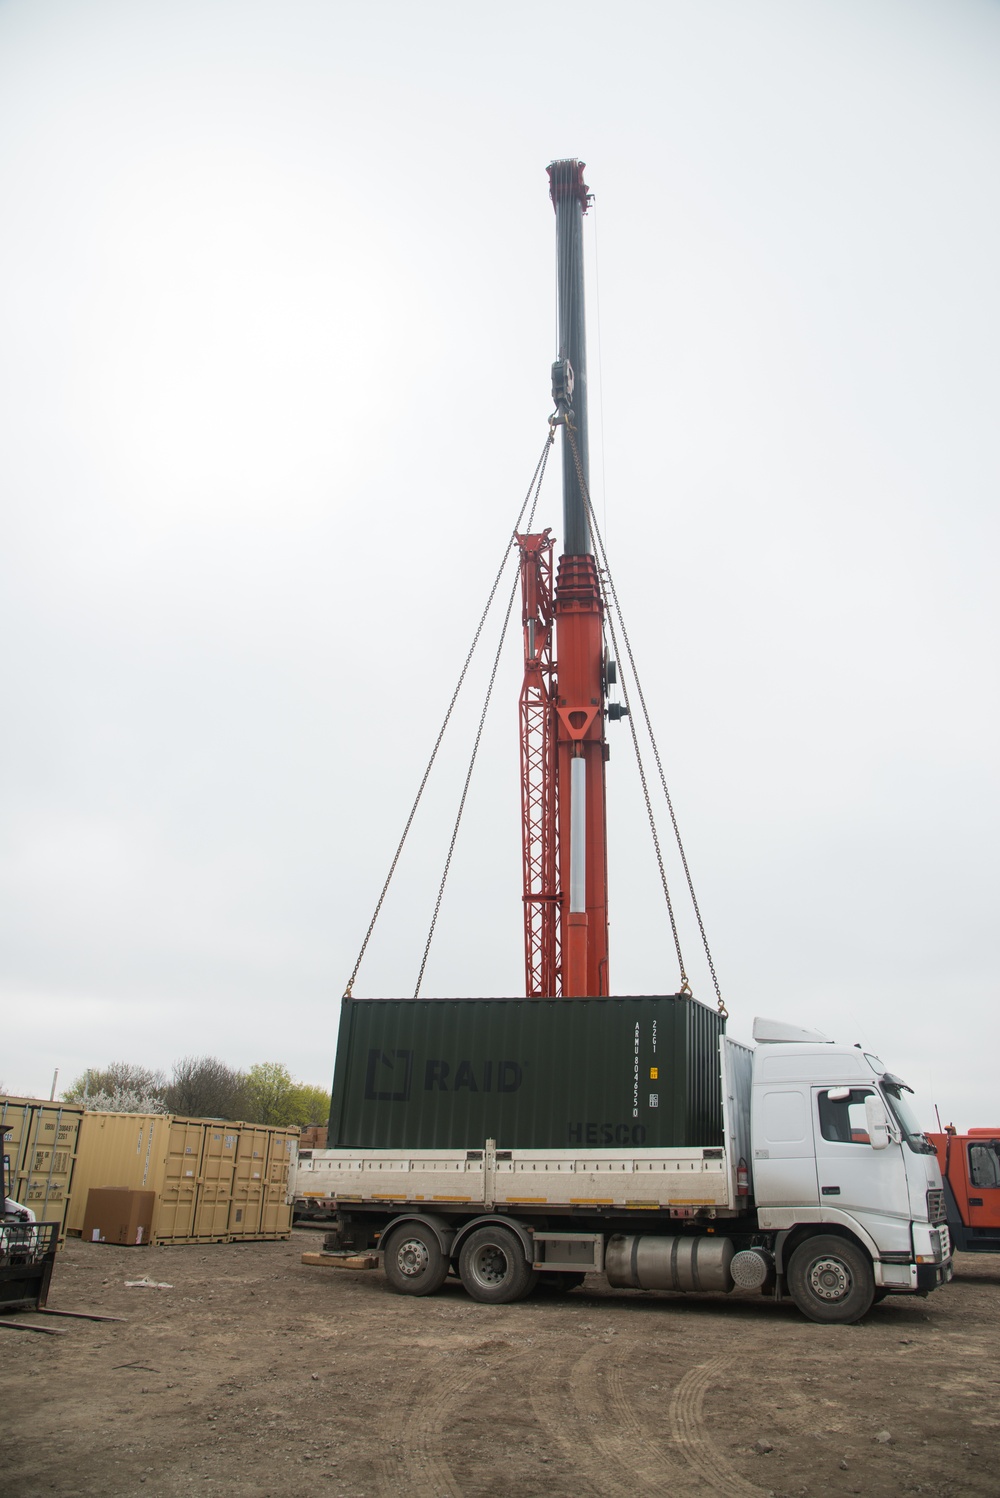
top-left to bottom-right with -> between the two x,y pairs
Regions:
1,0 -> 997,1128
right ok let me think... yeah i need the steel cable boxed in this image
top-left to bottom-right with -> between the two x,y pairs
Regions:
343,427 -> 555,999
565,422 -> 726,1017
415,438 -> 554,994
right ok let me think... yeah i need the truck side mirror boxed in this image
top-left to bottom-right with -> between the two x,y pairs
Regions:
865,1095 -> 892,1150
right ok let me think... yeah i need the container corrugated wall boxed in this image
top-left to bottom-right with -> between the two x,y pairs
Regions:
228,1126 -> 270,1238
1,1097 -> 85,1239
328,994 -> 725,1150
193,1125 -> 240,1239
65,1113 -> 165,1235
66,1113 -> 295,1244
260,1128 -> 297,1237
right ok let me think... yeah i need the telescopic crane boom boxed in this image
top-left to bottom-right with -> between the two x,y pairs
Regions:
518,160 -> 609,999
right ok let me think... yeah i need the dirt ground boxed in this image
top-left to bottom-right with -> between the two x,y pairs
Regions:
4,1229 -> 999,1497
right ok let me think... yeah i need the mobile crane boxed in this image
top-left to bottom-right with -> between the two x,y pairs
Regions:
517,158 -> 608,1002
296,161 -> 953,1323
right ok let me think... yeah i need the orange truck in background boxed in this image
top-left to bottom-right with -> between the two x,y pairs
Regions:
928,1129 -> 1000,1254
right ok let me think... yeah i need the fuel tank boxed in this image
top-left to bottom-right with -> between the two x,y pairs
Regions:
605,1232 -> 735,1293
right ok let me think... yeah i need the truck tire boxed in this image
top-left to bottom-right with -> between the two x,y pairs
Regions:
382,1223 -> 450,1297
459,1225 -> 538,1304
787,1235 -> 875,1324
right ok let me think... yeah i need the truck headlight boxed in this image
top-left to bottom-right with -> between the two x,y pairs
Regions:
915,1228 -> 947,1265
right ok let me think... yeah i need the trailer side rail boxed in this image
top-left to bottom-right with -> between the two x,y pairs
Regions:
295,1143 -> 733,1212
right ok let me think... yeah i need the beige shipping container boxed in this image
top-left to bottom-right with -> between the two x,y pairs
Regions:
160,1117 -> 206,1239
1,1096 -> 84,1239
259,1185 -> 292,1236
260,1128 -> 297,1238
192,1125 -> 239,1239
227,1126 -> 270,1238
66,1113 -> 166,1236
67,1112 -> 295,1244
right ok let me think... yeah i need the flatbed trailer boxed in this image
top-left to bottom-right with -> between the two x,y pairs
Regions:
296,1017 -> 951,1322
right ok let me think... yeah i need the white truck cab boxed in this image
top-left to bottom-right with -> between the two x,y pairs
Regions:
750,1018 -> 951,1301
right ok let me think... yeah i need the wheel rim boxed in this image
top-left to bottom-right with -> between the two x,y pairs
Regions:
469,1242 -> 510,1288
395,1237 -> 431,1278
807,1255 -> 852,1302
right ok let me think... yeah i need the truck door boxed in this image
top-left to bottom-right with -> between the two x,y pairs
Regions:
965,1139 -> 1000,1232
751,1085 -> 819,1208
812,1087 -> 910,1224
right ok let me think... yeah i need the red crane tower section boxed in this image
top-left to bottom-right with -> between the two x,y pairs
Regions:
518,160 -> 610,1001
517,531 -> 560,999
554,549 -> 609,998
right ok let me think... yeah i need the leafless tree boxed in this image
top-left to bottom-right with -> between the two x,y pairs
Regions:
163,1056 -> 249,1120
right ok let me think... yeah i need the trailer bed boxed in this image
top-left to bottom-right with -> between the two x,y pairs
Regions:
295,1142 -> 735,1214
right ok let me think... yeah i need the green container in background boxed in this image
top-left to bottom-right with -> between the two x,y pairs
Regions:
329,995 -> 725,1150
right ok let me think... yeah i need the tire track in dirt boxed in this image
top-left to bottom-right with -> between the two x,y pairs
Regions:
529,1340 -> 763,1496
377,1331 -> 772,1497
375,1359 -> 469,1497
668,1354 -> 769,1496
527,1342 -> 624,1495
377,1341 -> 533,1498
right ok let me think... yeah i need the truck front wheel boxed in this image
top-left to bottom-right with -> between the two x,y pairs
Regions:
787,1235 -> 875,1324
459,1225 -> 538,1304
382,1223 -> 449,1297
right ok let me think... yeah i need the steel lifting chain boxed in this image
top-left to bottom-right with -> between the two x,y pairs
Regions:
343,426 -> 556,1000
565,422 -> 727,1019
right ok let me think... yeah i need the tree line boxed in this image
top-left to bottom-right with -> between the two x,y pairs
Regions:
63,1057 -> 330,1127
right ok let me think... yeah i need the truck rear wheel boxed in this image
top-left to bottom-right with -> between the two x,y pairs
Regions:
382,1223 -> 449,1297
787,1235 -> 875,1324
459,1225 -> 538,1304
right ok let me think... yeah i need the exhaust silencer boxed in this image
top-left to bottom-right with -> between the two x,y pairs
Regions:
605,1233 -> 735,1293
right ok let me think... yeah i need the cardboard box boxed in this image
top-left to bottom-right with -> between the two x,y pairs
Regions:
82,1187 -> 156,1246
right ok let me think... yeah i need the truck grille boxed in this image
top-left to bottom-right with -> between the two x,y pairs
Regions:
927,1188 -> 946,1224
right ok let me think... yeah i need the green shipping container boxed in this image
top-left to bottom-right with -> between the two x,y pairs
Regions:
329,994 -> 725,1151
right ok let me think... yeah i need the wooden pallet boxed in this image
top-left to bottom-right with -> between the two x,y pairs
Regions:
301,1250 -> 379,1271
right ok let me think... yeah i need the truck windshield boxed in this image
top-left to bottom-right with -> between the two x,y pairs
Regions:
882,1083 -> 936,1154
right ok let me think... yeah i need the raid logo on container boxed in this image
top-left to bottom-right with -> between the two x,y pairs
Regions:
363,1048 -> 415,1103
363,1049 -> 524,1101
423,1060 -> 522,1093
